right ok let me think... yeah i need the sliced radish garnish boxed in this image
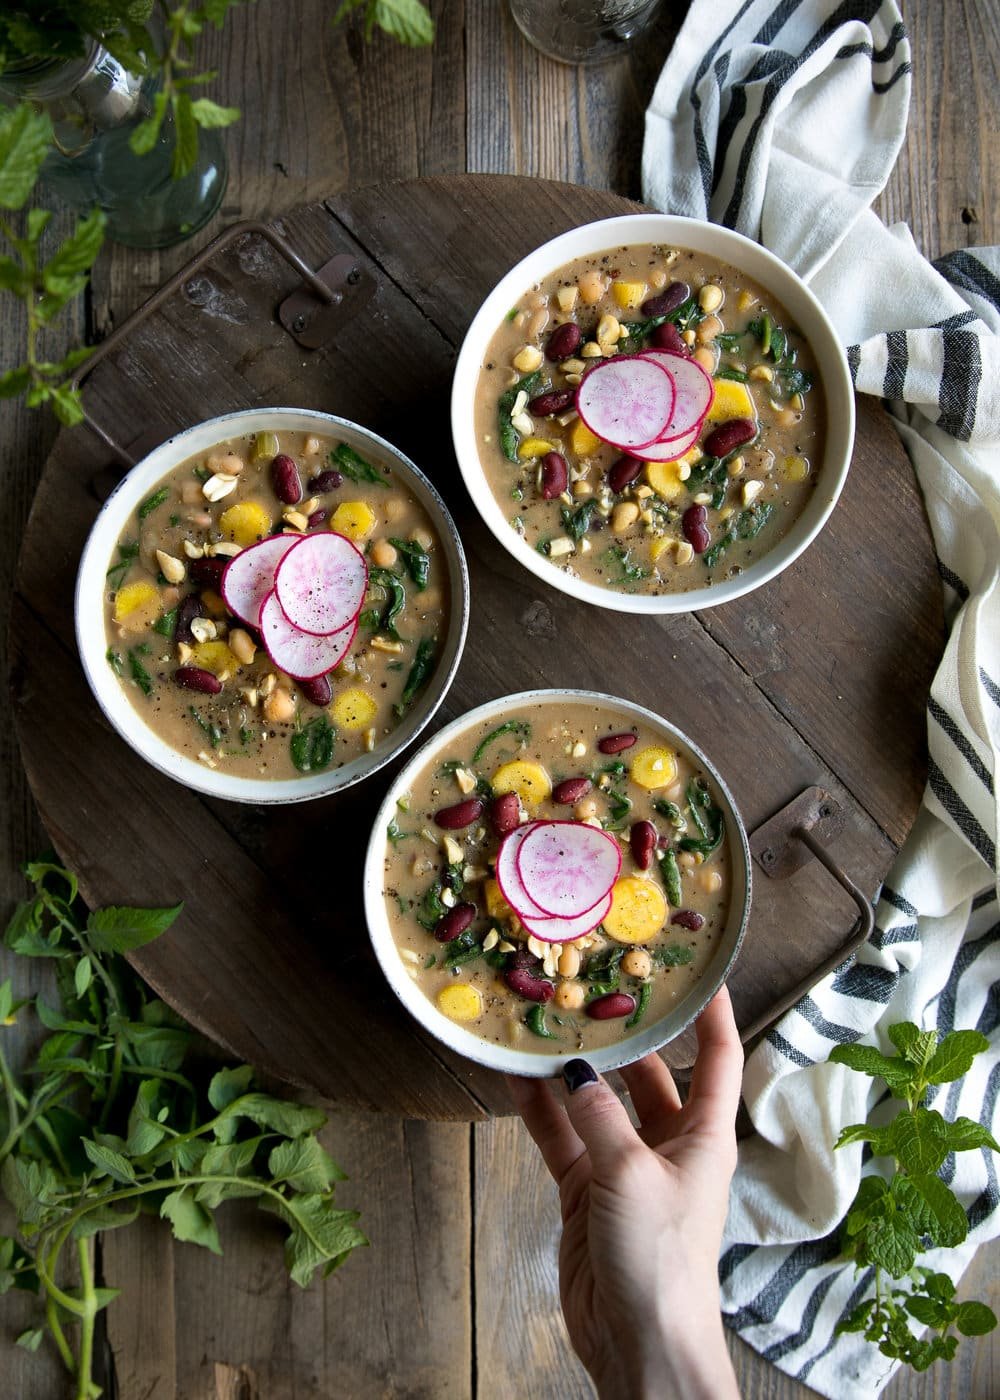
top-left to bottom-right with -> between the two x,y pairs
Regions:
576,355 -> 677,450
627,419 -> 703,464
519,890 -> 614,945
496,824 -> 557,924
221,535 -> 303,628
638,351 -> 715,443
259,588 -> 357,680
516,820 -> 621,920
274,532 -> 368,637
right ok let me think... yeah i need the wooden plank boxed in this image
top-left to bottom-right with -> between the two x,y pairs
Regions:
164,1114 -> 470,1398
101,1216 -> 177,1400
473,1115 -> 595,1400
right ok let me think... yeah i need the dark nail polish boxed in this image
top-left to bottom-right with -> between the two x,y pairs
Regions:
563,1058 -> 598,1093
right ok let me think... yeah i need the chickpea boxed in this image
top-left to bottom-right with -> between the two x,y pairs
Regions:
370,538 -> 398,569
577,268 -> 607,305
648,267 -> 668,291
554,980 -> 586,1011
622,949 -> 652,979
180,480 -> 202,504
228,628 -> 257,665
611,501 -> 640,534
574,796 -> 598,821
208,451 -> 244,476
527,307 -> 550,339
696,314 -> 723,344
262,687 -> 296,724
693,346 -> 717,374
700,868 -> 723,894
558,945 -> 581,979
677,851 -> 697,869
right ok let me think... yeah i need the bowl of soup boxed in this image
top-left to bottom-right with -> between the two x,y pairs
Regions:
77,408 -> 469,803
364,690 -> 751,1076
451,214 -> 854,612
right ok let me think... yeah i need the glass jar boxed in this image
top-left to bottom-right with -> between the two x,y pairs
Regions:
508,0 -> 662,64
0,43 -> 227,249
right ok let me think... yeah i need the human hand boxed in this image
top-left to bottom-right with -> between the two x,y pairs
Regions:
506,987 -> 743,1400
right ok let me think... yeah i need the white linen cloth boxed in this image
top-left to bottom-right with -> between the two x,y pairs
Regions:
643,3 -> 1000,1395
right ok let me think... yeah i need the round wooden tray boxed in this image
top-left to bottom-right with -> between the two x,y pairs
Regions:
10,176 -> 944,1119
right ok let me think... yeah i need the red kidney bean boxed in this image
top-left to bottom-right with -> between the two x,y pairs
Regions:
598,731 -> 637,755
607,455 -> 643,494
270,453 -> 302,506
434,902 -> 477,943
586,992 -> 637,1020
299,674 -> 332,707
174,666 -> 221,695
504,966 -> 555,1003
307,469 -> 343,492
173,594 -> 201,644
682,504 -> 711,555
552,776 -> 592,805
540,452 -> 568,500
671,909 -> 705,931
651,321 -> 690,356
490,792 -> 521,837
510,947 -> 540,970
546,322 -> 582,361
188,556 -> 226,589
640,281 -> 689,319
435,797 -> 485,830
703,418 -> 757,459
529,389 -> 575,417
629,820 -> 657,871
307,508 -> 328,529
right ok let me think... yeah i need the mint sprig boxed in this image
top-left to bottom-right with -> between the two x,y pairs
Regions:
829,1022 -> 998,1371
0,859 -> 366,1398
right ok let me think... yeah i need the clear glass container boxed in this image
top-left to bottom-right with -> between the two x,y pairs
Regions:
0,44 -> 227,249
508,0 -> 663,64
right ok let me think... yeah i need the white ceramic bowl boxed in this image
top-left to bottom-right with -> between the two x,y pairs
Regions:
451,213 -> 855,614
363,689 -> 751,1077
76,408 -> 469,804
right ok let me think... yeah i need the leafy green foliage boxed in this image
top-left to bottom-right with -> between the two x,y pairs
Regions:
830,1023 -> 997,1372
290,715 -> 336,773
0,859 -> 366,1397
333,0 -> 434,45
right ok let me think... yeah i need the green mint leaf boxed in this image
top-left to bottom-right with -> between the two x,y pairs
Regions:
73,956 -> 93,998
0,978 -> 11,1024
263,1193 -> 367,1287
15,1328 -> 44,1353
268,1136 -> 344,1193
834,1122 -> 893,1154
0,365 -> 31,399
828,1043 -> 916,1096
865,1209 -> 921,1277
160,1187 -> 222,1255
844,1174 -> 891,1236
0,255 -> 28,296
201,0 -> 240,26
130,90 -> 169,156
208,1064 -> 255,1113
888,1108 -> 950,1176
70,1202 -> 142,1240
939,1115 -> 1000,1155
903,1173 -> 969,1248
925,1029 -> 991,1084
955,1300 -> 998,1336
887,1021 -> 938,1071
48,383 -> 86,427
189,98 -> 241,128
0,106 -> 53,211
214,1092 -> 326,1140
193,1139 -> 266,1206
126,1080 -> 168,1156
41,208 -> 106,300
904,1292 -> 953,1328
82,1138 -> 138,1185
86,902 -> 182,953
366,0 -> 434,45
171,92 -> 199,180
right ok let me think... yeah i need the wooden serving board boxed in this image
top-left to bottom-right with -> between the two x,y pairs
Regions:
9,176 -> 944,1119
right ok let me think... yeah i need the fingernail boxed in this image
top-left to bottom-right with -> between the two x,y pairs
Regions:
562,1058 -> 598,1093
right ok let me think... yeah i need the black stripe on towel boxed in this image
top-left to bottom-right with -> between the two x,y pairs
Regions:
724,1234 -> 842,1329
933,250 -> 1000,313
881,885 -> 918,917
871,60 -> 910,95
796,996 -> 864,1044
766,1028 -> 814,1066
937,558 -> 970,601
934,309 -> 980,331
928,696 -> 995,794
831,961 -> 899,1002
935,917 -> 1000,1038
871,920 -> 919,951
689,0 -> 759,209
927,755 -> 996,869
846,343 -> 861,381
980,667 -> 1000,710
797,1268 -> 876,1380
762,1270 -> 839,1360
973,887 -> 998,911
938,328 -> 982,440
719,1242 -> 757,1284
882,329 -> 908,398
965,1057 -> 1000,1231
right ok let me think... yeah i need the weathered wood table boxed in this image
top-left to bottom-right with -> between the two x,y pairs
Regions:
2,3 -> 996,1396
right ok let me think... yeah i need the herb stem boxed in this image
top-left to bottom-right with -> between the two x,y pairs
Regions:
45,1289 -> 76,1373
0,1040 -> 20,1150
99,1035 -> 125,1133
75,1237 -> 98,1400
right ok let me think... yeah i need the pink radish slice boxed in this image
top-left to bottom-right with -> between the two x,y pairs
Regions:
259,588 -> 357,680
516,820 -> 622,919
576,355 -> 677,450
626,419 -> 704,463
274,531 -> 368,637
519,891 -> 613,945
495,824 -> 560,925
221,535 -> 304,628
638,350 -> 715,443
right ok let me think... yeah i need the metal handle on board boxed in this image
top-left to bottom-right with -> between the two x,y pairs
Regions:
740,785 -> 876,1045
71,218 -> 372,472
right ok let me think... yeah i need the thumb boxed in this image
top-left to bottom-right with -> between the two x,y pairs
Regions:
561,1059 -> 639,1177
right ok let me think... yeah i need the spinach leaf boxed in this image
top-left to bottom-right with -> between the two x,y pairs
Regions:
498,370 -> 542,462
138,486 -> 169,521
415,879 -> 446,932
603,545 -> 647,585
393,637 -> 436,717
331,442 -> 386,485
389,537 -> 430,590
702,503 -> 773,570
152,607 -> 178,637
678,779 -> 725,856
106,541 -> 139,590
189,706 -> 222,749
652,944 -> 694,968
526,1005 -> 557,1038
290,716 -> 335,773
367,567 -> 406,640
657,848 -> 682,908
105,647 -> 124,677
561,499 -> 597,542
586,946 -> 624,998
471,720 -> 530,764
128,648 -> 153,697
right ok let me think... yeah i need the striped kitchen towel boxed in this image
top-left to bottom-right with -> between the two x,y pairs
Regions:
643,2 -> 999,1396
